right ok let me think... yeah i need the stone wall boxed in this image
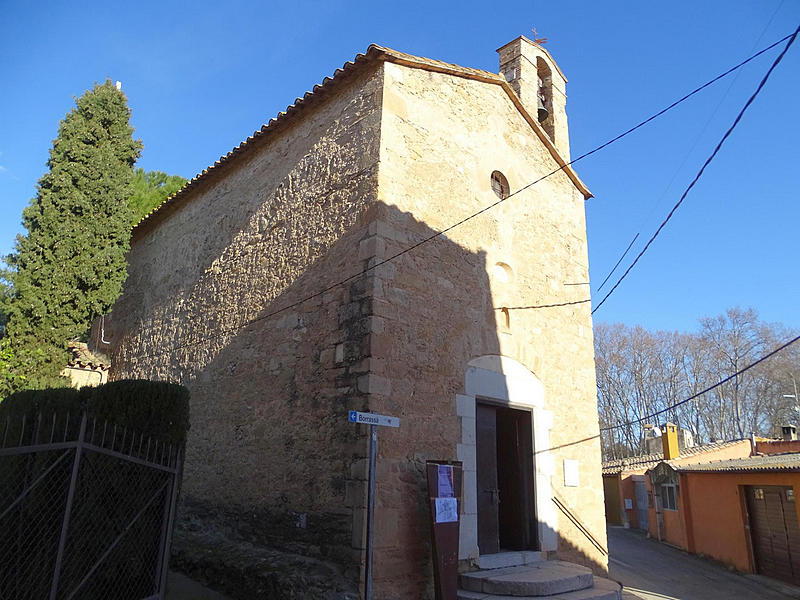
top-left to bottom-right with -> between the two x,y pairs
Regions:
109,64 -> 385,572
109,48 -> 606,600
365,61 -> 606,595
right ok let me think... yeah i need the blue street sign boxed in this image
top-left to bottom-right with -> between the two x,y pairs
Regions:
348,411 -> 399,428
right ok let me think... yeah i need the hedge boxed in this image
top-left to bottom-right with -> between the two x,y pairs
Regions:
0,379 -> 190,446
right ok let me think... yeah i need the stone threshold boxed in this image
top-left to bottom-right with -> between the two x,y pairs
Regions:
476,551 -> 545,570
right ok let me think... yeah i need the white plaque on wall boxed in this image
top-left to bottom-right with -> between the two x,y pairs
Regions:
564,459 -> 579,487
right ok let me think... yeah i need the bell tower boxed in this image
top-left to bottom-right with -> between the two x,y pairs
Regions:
497,36 -> 570,160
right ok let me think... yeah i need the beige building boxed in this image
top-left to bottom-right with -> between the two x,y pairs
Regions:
61,341 -> 109,388
109,37 -> 606,598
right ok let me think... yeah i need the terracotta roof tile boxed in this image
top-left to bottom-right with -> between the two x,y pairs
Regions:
67,342 -> 109,370
673,453 -> 800,473
602,439 -> 750,475
132,43 -> 589,238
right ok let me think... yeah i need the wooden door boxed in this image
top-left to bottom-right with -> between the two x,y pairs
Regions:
476,404 -> 500,554
497,406 -> 534,550
476,403 -> 536,554
746,486 -> 800,585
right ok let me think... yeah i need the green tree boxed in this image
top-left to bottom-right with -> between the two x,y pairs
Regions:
2,80 -> 142,394
129,167 -> 185,222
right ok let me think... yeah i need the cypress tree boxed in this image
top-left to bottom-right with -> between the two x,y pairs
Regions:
3,80 -> 142,393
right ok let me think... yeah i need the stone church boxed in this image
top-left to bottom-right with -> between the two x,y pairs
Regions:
108,36 -> 610,598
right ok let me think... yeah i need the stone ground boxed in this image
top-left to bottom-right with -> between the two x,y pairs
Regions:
608,526 -> 800,600
168,521 -> 359,600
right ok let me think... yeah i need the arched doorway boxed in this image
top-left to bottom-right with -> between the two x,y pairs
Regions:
456,355 -> 557,561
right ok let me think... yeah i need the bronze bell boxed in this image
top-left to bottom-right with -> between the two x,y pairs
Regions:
537,96 -> 549,123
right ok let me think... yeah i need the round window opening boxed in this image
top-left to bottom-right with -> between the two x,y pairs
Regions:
491,171 -> 510,199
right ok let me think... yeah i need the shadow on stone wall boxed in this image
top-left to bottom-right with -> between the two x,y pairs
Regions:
112,196 -> 600,598
110,198 -> 503,598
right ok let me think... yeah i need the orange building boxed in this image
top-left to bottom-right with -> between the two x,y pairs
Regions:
757,437 -> 800,455
646,454 -> 800,586
602,427 -> 752,531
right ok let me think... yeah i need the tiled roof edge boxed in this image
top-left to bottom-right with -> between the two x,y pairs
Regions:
376,46 -> 589,199
132,43 -> 590,239
673,453 -> 800,473
602,439 -> 751,474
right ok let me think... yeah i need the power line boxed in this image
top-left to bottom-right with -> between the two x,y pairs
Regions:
600,333 -> 800,433
500,299 -> 591,310
591,25 -> 799,315
596,5 -> 788,293
595,233 -> 638,292
128,31 -> 797,360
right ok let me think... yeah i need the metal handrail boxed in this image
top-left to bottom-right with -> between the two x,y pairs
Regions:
551,493 -> 609,556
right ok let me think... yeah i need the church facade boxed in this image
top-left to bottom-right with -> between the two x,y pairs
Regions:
108,37 -> 605,598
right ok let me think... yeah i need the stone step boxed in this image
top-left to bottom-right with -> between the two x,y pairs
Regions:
458,576 -> 621,600
460,562 -> 595,597
477,551 -> 546,570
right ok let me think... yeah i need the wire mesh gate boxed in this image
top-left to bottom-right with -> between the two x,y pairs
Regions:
0,410 -> 183,600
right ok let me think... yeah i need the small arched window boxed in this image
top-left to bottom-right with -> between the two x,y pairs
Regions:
490,171 -> 509,199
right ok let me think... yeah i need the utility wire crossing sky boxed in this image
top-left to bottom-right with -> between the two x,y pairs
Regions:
1,1 -> 798,333
126,29 -> 798,362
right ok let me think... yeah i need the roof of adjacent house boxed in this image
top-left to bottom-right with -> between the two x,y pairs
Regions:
673,453 -> 800,473
132,43 -> 591,239
66,342 -> 109,370
602,439 -> 750,475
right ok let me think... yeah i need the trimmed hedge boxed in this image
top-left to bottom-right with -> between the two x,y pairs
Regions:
0,379 -> 190,445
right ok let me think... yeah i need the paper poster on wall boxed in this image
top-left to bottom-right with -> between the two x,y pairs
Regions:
437,465 -> 454,498
624,498 -> 633,510
435,497 -> 458,523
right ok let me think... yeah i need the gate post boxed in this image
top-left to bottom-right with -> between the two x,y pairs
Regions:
49,413 -> 87,600
156,446 -> 183,600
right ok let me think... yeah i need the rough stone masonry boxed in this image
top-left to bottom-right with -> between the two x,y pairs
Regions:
108,37 -> 605,599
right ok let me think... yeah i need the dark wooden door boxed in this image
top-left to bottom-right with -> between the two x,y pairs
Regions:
476,404 -> 500,554
476,403 -> 536,554
497,406 -> 534,550
746,486 -> 800,585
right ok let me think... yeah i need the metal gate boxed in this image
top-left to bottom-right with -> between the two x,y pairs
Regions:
746,485 -> 800,585
0,410 -> 182,600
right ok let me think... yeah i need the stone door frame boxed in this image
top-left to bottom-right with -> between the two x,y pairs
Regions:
456,355 -> 557,561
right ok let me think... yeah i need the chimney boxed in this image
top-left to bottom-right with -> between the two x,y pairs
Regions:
497,36 -> 570,159
662,422 -> 680,460
643,424 -> 661,454
782,425 -> 797,441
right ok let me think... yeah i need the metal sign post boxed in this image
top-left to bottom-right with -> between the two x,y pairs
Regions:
348,411 -> 399,600
365,423 -> 377,600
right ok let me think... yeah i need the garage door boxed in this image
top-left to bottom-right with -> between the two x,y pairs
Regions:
746,486 -> 800,585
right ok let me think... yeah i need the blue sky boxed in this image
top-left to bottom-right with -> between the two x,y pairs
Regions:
1,1 -> 798,333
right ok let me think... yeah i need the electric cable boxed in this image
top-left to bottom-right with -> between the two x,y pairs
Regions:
600,333 -> 800,432
126,30 -> 798,360
595,233 -> 638,293
596,3 -> 788,293
591,25 -> 799,315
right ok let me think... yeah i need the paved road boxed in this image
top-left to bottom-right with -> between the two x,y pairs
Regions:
608,526 -> 800,600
